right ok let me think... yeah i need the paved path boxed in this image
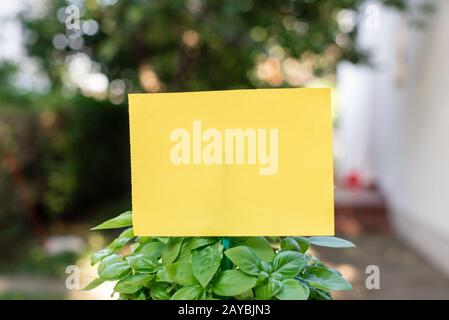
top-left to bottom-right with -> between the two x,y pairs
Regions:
314,235 -> 449,299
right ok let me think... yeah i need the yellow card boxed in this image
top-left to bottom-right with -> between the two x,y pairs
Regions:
128,88 -> 334,236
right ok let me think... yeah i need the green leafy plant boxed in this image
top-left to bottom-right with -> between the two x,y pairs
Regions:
85,211 -> 355,300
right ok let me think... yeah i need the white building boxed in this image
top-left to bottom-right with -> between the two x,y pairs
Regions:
338,0 -> 449,275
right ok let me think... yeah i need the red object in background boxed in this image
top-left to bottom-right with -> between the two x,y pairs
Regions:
336,170 -> 390,236
344,170 -> 362,190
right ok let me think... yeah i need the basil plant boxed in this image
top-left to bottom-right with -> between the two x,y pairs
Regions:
85,211 -> 355,300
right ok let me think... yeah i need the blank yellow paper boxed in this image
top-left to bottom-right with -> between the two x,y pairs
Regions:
128,88 -> 334,236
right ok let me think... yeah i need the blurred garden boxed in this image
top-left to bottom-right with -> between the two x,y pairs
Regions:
4,0 -> 447,300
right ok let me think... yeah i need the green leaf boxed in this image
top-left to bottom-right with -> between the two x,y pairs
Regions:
98,254 -> 131,280
309,287 -> 332,300
137,236 -> 153,245
272,251 -> 306,278
292,237 -> 310,253
270,271 -> 284,281
91,211 -> 132,230
192,242 -> 223,287
280,237 -> 301,252
154,237 -> 169,244
232,237 -> 274,261
176,239 -> 193,262
257,271 -> 269,285
303,266 -> 352,291
155,266 -> 173,283
275,279 -> 309,300
138,241 -> 164,259
309,236 -> 355,248
107,227 -> 134,251
149,284 -> 170,300
213,270 -> 257,297
190,237 -> 216,250
254,277 -> 283,300
117,227 -> 134,239
82,278 -> 105,291
119,291 -> 146,300
126,254 -> 157,274
114,274 -> 154,294
107,237 -> 131,252
166,262 -> 198,286
224,246 -> 261,276
162,237 -> 184,265
171,285 -> 204,300
135,291 -> 147,300
90,248 -> 112,265
261,261 -> 273,273
234,289 -> 254,300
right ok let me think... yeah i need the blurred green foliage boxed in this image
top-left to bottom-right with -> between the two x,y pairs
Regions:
0,0 -> 408,240
24,0 -> 375,91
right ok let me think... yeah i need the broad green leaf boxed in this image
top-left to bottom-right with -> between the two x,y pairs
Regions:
162,237 -> 184,265
292,237 -> 310,253
107,237 -> 131,251
119,290 -> 146,300
224,246 -> 261,276
82,278 -> 105,291
166,262 -> 198,286
90,248 -> 112,265
257,271 -> 269,285
275,279 -> 309,300
309,236 -> 355,248
139,241 -> 164,259
98,254 -> 131,280
154,237 -> 169,244
171,285 -> 204,300
234,289 -> 254,300
117,227 -> 134,238
155,266 -> 173,283
272,251 -> 306,278
254,277 -> 283,300
232,237 -> 274,261
192,242 -> 223,287
261,261 -> 273,273
126,254 -> 157,274
190,237 -> 216,250
303,266 -> 352,291
270,271 -> 283,281
176,239 -> 193,262
149,284 -> 170,300
213,270 -> 257,297
135,291 -> 147,300
280,237 -> 301,252
91,211 -> 132,230
309,287 -> 332,300
137,236 -> 153,245
107,227 -> 134,251
114,274 -> 154,294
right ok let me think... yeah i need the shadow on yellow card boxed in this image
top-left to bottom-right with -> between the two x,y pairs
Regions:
128,88 -> 334,236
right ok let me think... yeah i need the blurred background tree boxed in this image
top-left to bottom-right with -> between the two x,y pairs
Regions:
0,0 -> 409,249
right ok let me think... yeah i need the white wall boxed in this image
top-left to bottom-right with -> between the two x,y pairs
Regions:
339,0 -> 449,275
